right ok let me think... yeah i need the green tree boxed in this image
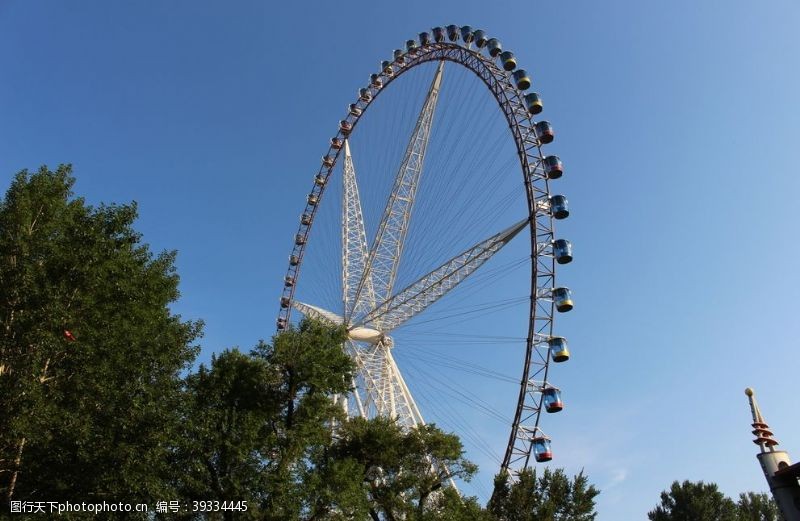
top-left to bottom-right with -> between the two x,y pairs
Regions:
488,467 -> 600,521
0,166 -> 201,512
175,319 -> 356,519
328,416 -> 481,521
257,319 -> 354,519
648,481 -> 782,521
178,319 -> 489,521
736,491 -> 781,521
175,348 -> 275,519
648,480 -> 738,521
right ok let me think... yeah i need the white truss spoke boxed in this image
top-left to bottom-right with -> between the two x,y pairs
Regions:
352,61 -> 445,325
358,218 -> 529,333
341,140 -> 375,321
292,300 -> 344,325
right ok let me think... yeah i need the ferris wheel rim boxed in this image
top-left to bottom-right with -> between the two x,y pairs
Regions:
275,31 -> 567,479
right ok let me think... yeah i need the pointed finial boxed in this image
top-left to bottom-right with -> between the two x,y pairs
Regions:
745,387 -> 779,453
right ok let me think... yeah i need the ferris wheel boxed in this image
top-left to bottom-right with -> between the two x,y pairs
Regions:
276,25 -> 574,491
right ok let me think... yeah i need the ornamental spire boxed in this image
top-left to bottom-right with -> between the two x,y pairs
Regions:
745,387 -> 779,453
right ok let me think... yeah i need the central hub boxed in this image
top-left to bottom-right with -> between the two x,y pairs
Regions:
348,326 -> 388,345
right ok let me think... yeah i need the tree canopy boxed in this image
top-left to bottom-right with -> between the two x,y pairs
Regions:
175,322 -> 484,520
648,480 -> 780,521
489,467 -> 600,521
1,165 -> 201,512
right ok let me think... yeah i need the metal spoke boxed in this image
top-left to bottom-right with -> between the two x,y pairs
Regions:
291,300 -> 344,325
352,61 -> 445,326
358,218 -> 529,333
341,140 -> 375,320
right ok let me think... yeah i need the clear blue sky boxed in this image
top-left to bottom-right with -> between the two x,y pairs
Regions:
2,1 -> 799,518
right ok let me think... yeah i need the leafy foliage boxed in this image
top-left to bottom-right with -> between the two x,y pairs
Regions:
177,321 -> 485,521
736,491 -> 781,521
258,319 -> 354,519
327,416 -> 479,520
172,319 -> 354,519
488,467 -> 599,521
0,166 -> 201,513
735,491 -> 781,521
648,481 -> 780,521
175,349 -> 275,519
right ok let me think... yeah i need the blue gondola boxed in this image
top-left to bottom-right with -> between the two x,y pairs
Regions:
512,69 -> 531,90
460,25 -> 474,43
552,287 -> 573,312
533,437 -> 553,462
447,24 -> 460,41
473,29 -> 488,47
419,32 -> 430,45
548,336 -> 570,362
524,93 -> 543,115
553,239 -> 572,264
487,38 -> 502,57
549,195 -> 569,219
407,39 -> 418,53
432,26 -> 445,42
543,387 -> 563,413
499,50 -> 517,71
535,121 -> 555,144
543,155 -> 563,179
